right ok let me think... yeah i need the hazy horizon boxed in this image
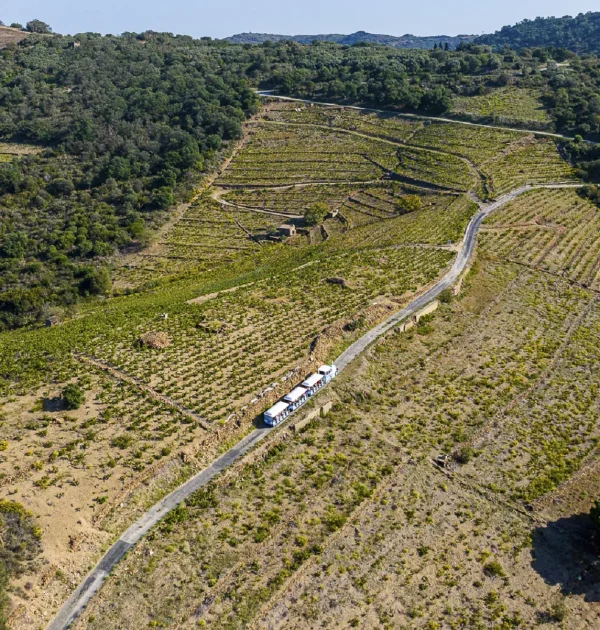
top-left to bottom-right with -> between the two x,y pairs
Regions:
2,0 -> 596,39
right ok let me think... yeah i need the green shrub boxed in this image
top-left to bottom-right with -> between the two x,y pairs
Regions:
62,383 -> 84,410
304,202 -> 329,226
454,445 -> 475,464
484,560 -> 506,578
111,435 -> 133,449
439,288 -> 454,303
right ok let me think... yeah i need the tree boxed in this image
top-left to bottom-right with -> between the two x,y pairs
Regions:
151,186 -> 175,210
439,288 -> 454,304
397,195 -> 423,214
79,267 -> 111,296
25,19 -> 52,34
420,87 -> 452,114
1,232 -> 28,259
62,383 -> 84,410
304,202 -> 329,226
9,23 -> 22,30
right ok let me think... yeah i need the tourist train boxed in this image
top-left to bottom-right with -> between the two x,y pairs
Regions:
263,364 -> 338,426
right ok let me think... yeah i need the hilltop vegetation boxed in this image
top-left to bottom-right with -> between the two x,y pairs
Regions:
477,11 -> 600,55
0,33 -> 257,330
225,30 -> 476,49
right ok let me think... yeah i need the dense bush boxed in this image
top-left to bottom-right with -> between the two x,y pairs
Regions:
304,202 -> 329,226
0,33 -> 258,329
476,12 -> 600,55
62,383 -> 84,409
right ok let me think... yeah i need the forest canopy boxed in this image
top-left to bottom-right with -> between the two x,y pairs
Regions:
476,12 -> 600,56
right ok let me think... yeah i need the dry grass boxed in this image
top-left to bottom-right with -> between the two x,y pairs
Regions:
0,26 -> 28,48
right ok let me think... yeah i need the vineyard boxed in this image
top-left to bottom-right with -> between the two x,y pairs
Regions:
95,244 -> 454,425
451,86 -> 551,127
394,145 -> 476,191
481,139 -> 575,195
216,123 -> 398,187
259,101 -> 421,144
480,187 -> 600,289
0,100 -> 585,627
73,259 -> 600,630
408,122 -> 524,165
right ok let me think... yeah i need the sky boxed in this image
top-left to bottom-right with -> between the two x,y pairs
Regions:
1,0 -> 596,39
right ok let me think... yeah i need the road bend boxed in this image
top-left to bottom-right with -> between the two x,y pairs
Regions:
47,183 -> 581,629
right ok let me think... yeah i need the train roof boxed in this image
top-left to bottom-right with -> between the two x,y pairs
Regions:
318,365 -> 334,374
302,373 -> 323,388
265,401 -> 289,417
284,386 -> 308,403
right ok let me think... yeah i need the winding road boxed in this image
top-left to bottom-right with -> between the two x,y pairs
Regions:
256,90 -> 589,143
47,182 -> 582,628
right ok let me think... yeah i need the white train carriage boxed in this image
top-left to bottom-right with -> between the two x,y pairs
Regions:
284,386 -> 309,411
264,401 -> 290,427
302,372 -> 324,395
263,364 -> 338,426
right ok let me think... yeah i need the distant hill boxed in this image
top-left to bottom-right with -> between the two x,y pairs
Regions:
476,11 -> 600,54
225,30 -> 476,50
0,25 -> 29,48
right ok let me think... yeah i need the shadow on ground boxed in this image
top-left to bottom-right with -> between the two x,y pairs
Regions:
531,513 -> 600,602
43,396 -> 66,412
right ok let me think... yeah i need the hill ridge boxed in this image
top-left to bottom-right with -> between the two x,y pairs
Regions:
224,30 -> 477,49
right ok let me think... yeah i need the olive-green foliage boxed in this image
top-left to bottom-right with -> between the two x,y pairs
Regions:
62,383 -> 84,410
439,288 -> 454,303
304,202 -> 329,226
397,194 -> 423,213
0,33 -> 257,330
476,12 -> 600,55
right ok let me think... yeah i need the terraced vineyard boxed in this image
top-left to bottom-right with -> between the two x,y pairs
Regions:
408,122 -> 524,165
113,198 -> 281,286
451,86 -> 551,126
217,123 -> 398,187
96,244 -> 454,425
482,139 -> 575,195
222,184 -> 355,216
2,99 -> 585,628
481,187 -> 600,289
395,145 -> 476,191
260,101 -> 421,144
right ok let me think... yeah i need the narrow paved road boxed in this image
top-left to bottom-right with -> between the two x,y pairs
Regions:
257,91 -> 593,144
47,183 -> 581,630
